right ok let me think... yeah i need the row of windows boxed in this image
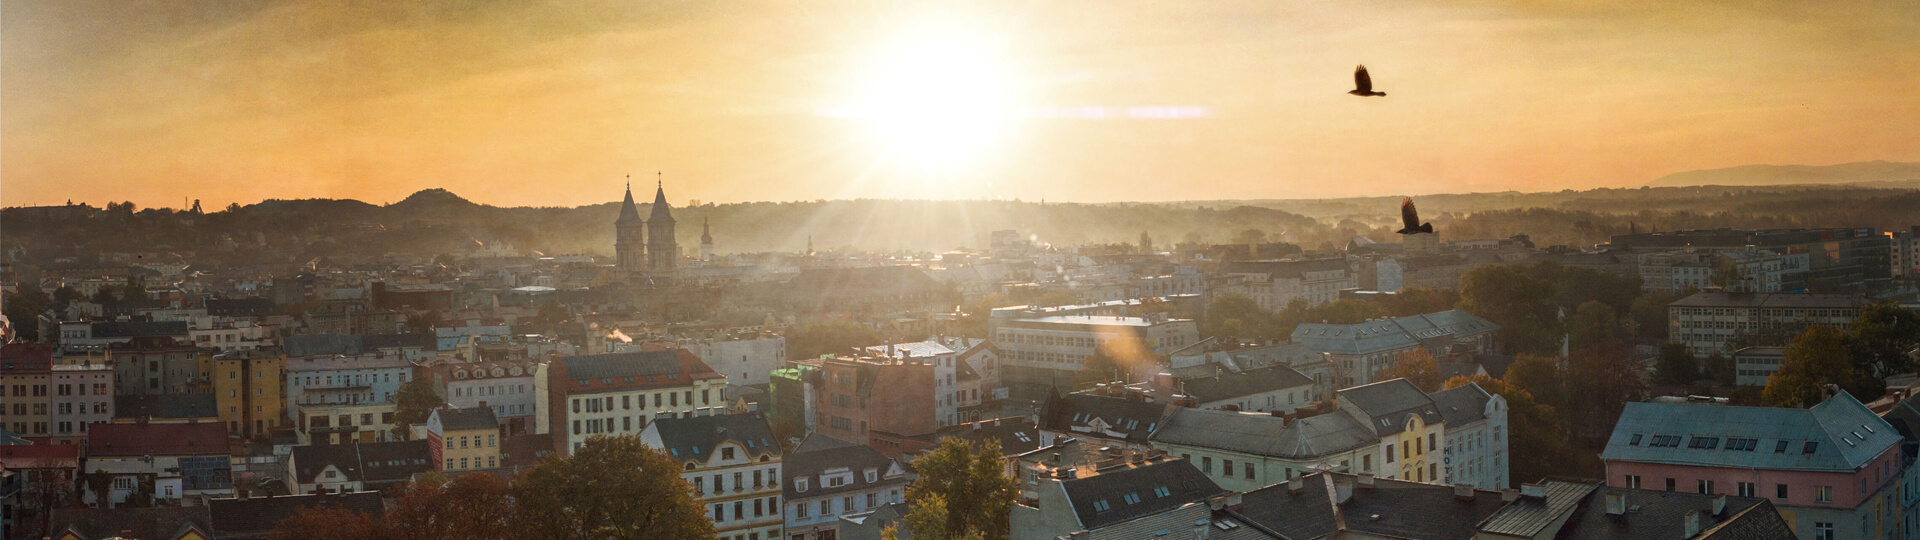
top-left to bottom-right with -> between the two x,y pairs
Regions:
713,496 -> 781,523
789,490 -> 902,520
572,389 -> 706,413
444,433 -> 497,449
452,383 -> 526,398
694,468 -> 779,495
292,372 -> 407,387
447,455 -> 497,470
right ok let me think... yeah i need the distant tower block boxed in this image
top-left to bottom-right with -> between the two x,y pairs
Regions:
647,177 -> 679,274
615,182 -> 647,272
700,216 -> 715,261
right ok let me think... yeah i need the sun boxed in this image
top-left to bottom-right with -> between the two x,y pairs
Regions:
833,23 -> 1015,170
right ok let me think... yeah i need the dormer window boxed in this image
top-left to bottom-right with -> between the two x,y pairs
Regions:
865,469 -> 878,483
723,447 -> 736,460
796,478 -> 808,492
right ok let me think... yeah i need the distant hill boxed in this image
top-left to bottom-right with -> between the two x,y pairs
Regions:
1645,160 -> 1920,187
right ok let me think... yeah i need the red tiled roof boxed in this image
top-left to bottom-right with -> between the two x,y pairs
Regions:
87,423 -> 229,457
0,444 -> 80,469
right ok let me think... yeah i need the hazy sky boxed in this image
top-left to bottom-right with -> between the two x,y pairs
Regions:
5,1 -> 1917,209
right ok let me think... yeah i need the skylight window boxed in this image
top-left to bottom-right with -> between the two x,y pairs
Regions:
1687,437 -> 1720,449
1122,493 -> 1142,504
1803,441 -> 1819,454
1775,440 -> 1789,453
1154,486 -> 1172,498
1091,500 -> 1111,512
1628,434 -> 1643,446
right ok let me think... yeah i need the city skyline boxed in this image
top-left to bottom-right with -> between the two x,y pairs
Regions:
5,1 -> 1918,210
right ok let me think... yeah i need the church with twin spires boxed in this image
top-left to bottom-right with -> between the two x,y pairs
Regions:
614,181 -> 679,277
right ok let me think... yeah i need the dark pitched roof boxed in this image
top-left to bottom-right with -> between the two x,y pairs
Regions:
1234,473 -> 1508,540
783,434 -> 903,500
208,492 -> 384,538
915,417 -> 1042,456
1149,408 -> 1376,460
115,394 -> 219,420
648,184 -> 675,222
205,297 -> 277,317
560,349 -> 721,389
1552,487 -> 1778,540
88,422 -> 229,457
1476,481 -> 1600,537
617,185 -> 643,224
433,406 -> 499,432
1178,365 -> 1314,404
289,440 -> 432,485
1061,459 -> 1225,530
1040,392 -> 1170,443
651,412 -> 778,464
47,506 -> 212,540
1338,378 -> 1443,436
92,321 -> 189,338
1430,383 -> 1494,427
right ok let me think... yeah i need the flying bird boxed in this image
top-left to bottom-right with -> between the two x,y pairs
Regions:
1349,65 -> 1386,97
1397,197 -> 1433,235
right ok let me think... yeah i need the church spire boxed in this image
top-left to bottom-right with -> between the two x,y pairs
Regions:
648,172 -> 675,223
616,176 -> 642,224
701,216 -> 713,244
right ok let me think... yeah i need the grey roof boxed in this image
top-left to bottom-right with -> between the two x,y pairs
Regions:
561,350 -> 691,380
1233,472 -> 1509,540
1430,383 -> 1494,427
1552,487 -> 1785,540
1041,393 -> 1170,443
648,184 -> 675,222
916,417 -> 1043,456
1602,390 -> 1900,472
652,412 -> 778,464
1476,481 -> 1599,537
433,406 -> 499,432
617,186 -> 643,224
1179,365 -> 1314,405
783,434 -> 902,500
47,506 -> 212,540
1338,378 -> 1443,436
1292,310 -> 1497,356
1074,502 -> 1278,540
1059,459 -> 1227,530
1222,258 -> 1350,279
290,440 -> 432,485
1149,408 -> 1376,460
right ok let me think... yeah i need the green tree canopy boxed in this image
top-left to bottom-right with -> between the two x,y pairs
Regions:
1848,301 -> 1920,389
1382,349 -> 1442,392
391,378 -> 443,439
1459,264 -> 1562,356
890,438 -> 1017,540
515,436 -> 715,540
1653,342 -> 1699,386
1764,326 -> 1860,408
1199,293 -> 1278,342
1566,301 -> 1623,352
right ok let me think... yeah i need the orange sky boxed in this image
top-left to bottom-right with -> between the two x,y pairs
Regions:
4,1 -> 1917,210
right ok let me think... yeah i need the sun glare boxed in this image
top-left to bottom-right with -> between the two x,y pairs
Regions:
835,23 -> 1015,170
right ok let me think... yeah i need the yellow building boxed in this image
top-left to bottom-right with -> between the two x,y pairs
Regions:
213,349 -> 285,439
427,406 -> 501,472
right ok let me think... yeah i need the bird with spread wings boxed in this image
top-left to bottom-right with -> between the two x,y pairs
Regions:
1349,65 -> 1386,97
1396,197 -> 1433,235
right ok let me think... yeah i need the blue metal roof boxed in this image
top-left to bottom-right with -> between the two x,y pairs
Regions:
1602,391 -> 1899,472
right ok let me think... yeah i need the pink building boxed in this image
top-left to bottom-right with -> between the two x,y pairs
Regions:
1603,391 -> 1910,540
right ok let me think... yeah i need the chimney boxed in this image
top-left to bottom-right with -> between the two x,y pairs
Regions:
1192,518 -> 1211,540
1357,473 -> 1375,489
1682,510 -> 1702,537
1605,492 -> 1627,516
1288,475 -> 1306,494
1711,494 -> 1727,516
1453,483 -> 1474,501
1520,483 -> 1547,499
1501,489 -> 1520,502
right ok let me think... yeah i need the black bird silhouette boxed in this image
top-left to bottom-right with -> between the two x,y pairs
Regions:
1396,197 -> 1433,235
1349,65 -> 1386,97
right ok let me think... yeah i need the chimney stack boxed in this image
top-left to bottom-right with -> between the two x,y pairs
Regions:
1453,483 -> 1474,501
1682,510 -> 1702,537
1288,475 -> 1306,494
1501,489 -> 1520,502
1357,474 -> 1375,489
1520,483 -> 1547,499
1605,491 -> 1627,516
1711,494 -> 1727,516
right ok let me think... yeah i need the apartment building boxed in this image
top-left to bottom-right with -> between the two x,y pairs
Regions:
1667,291 -> 1868,356
212,349 -> 284,439
541,349 -> 727,456
641,412 -> 783,540
992,313 -> 1197,388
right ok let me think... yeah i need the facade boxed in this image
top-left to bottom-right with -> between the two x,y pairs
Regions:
419,358 -> 540,435
1667,291 -> 1869,356
639,412 -> 783,540
1733,346 -> 1787,387
684,332 -> 786,386
862,338 -> 985,428
85,422 -> 233,506
781,435 -> 908,540
297,401 -> 398,445
992,314 -> 1198,388
1375,254 -> 1474,292
1611,228 -> 1891,291
1892,226 -> 1920,278
813,356 -> 936,444
426,406 -> 502,472
1429,382 -> 1509,490
1008,458 -> 1226,540
1175,364 -> 1316,413
283,352 -> 414,422
286,440 -> 432,495
212,349 -> 283,439
1,342 -> 55,438
1222,258 -> 1357,310
107,336 -> 207,397
1290,310 -> 1498,390
48,363 -> 113,445
542,349 -> 727,456
616,184 -> 648,272
648,183 -> 679,275
1602,391 -> 1906,540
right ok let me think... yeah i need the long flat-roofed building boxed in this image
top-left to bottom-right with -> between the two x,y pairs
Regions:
540,349 -> 726,456
992,313 -> 1197,388
1667,291 -> 1868,356
1611,228 -> 1890,291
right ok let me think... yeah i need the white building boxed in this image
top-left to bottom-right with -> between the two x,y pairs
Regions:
541,350 -> 728,455
991,313 -> 1198,388
1667,291 -> 1868,357
781,435 -> 908,540
640,412 -> 785,540
682,332 -> 787,386
1222,258 -> 1357,310
1430,382 -> 1509,490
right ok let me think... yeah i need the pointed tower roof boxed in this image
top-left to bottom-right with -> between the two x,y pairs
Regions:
616,183 -> 643,224
701,216 -> 713,244
649,178 -> 675,223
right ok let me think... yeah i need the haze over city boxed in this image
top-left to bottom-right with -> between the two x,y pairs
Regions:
6,0 -> 1918,209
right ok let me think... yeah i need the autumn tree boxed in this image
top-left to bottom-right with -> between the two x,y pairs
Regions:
52,286 -> 83,306
1443,375 -> 1591,485
889,438 -> 1017,540
1458,264 -> 1562,356
1848,301 -> 1920,392
1764,326 -> 1859,408
885,494 -> 984,540
514,435 -> 714,540
386,473 -> 516,540
1628,290 -> 1684,343
1380,287 -> 1460,317
391,378 -> 443,439
268,504 -> 383,540
1200,293 -> 1278,342
1075,348 -> 1130,389
2,289 -> 50,342
1551,265 -> 1642,314
1503,354 -> 1564,410
1382,349 -> 1442,392
1566,301 -> 1623,352
1702,352 -> 1735,387
1563,340 -> 1644,443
